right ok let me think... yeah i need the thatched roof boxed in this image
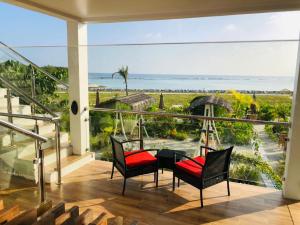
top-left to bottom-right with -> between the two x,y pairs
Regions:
189,95 -> 232,111
98,93 -> 155,110
117,93 -> 154,105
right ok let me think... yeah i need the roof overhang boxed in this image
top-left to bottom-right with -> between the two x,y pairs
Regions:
4,0 -> 300,23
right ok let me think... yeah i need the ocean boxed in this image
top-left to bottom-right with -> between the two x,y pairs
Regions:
89,73 -> 294,91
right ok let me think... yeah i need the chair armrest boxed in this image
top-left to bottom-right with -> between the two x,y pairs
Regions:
121,139 -> 142,144
200,146 -> 217,152
124,149 -> 159,158
174,152 -> 204,167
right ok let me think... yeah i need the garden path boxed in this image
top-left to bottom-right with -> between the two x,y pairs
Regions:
254,124 -> 284,188
254,125 -> 284,169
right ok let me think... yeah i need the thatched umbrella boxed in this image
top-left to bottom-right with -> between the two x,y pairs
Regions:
189,95 -> 232,112
95,89 -> 100,107
189,95 -> 232,147
159,93 -> 164,110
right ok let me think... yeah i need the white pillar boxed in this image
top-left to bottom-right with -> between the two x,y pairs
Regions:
67,21 -> 89,155
283,39 -> 300,199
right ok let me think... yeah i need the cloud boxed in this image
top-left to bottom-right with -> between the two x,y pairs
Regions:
224,24 -> 237,31
145,32 -> 162,40
266,12 -> 300,39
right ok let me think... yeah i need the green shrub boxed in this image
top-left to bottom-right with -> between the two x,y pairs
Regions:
169,129 -> 188,140
60,107 -> 70,132
230,164 -> 260,182
90,111 -> 114,136
218,122 -> 254,145
101,150 -> 113,162
275,154 -> 286,179
258,104 -> 276,121
265,124 -> 289,142
146,117 -> 176,138
231,152 -> 282,189
275,104 -> 291,121
264,125 -> 278,141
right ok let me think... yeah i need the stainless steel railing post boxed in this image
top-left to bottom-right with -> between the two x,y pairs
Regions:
34,122 -> 40,159
55,120 -> 62,185
6,88 -> 14,146
138,117 -> 144,149
30,65 -> 36,115
37,140 -> 46,203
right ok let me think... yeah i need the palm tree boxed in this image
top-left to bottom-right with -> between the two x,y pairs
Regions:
112,66 -> 129,96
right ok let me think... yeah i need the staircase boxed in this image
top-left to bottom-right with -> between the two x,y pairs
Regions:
0,200 -> 129,225
0,87 -> 94,184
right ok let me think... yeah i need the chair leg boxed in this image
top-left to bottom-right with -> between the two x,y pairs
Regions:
200,189 -> 204,208
172,173 -> 175,191
227,177 -> 231,196
156,171 -> 158,187
122,178 -> 127,196
177,178 -> 180,187
110,163 -> 115,179
162,168 -> 164,174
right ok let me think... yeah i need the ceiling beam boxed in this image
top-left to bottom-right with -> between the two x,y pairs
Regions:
3,0 -> 300,23
3,0 -> 82,22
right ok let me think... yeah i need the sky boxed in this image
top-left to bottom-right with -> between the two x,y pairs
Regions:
0,2 -> 300,76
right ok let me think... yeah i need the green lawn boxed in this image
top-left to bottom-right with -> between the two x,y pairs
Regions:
57,91 -> 292,109
88,92 -> 292,108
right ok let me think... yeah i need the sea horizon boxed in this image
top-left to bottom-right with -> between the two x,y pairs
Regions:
89,73 -> 294,92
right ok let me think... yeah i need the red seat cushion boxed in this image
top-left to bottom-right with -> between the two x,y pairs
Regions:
125,150 -> 157,168
175,156 -> 205,177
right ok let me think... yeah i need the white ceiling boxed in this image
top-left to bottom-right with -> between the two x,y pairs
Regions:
4,0 -> 300,23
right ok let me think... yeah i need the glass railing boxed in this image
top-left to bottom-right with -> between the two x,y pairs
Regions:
89,108 -> 289,189
0,42 -> 68,116
0,121 -> 47,202
0,40 -> 296,191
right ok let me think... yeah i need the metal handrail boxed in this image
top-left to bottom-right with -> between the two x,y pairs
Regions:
90,107 -> 291,127
0,41 -> 69,89
0,112 -> 60,122
0,75 -> 58,117
0,119 -> 47,142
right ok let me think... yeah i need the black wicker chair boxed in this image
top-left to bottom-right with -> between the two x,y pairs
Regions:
173,146 -> 233,207
110,136 -> 159,195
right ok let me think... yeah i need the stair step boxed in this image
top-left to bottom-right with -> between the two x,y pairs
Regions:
0,132 -> 69,160
45,152 -> 95,183
0,117 -> 45,129
0,105 -> 31,115
0,88 -> 6,98
0,97 -> 19,107
20,145 -> 72,166
0,134 -> 70,181
0,123 -> 56,146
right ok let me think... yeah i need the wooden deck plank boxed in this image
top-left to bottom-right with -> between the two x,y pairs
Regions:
1,160 -> 300,225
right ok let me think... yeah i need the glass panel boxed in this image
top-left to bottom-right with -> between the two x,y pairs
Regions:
0,126 -> 40,201
0,44 -> 69,116
90,109 -> 288,189
0,40 -> 295,191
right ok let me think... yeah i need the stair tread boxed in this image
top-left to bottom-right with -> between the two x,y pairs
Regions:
19,145 -> 71,161
0,131 -> 68,145
43,145 -> 71,156
45,153 -> 93,173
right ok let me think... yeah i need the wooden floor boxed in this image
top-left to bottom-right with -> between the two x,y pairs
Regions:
1,160 -> 300,225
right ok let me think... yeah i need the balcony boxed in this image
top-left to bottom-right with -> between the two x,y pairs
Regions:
1,1 -> 300,224
0,36 -> 298,224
